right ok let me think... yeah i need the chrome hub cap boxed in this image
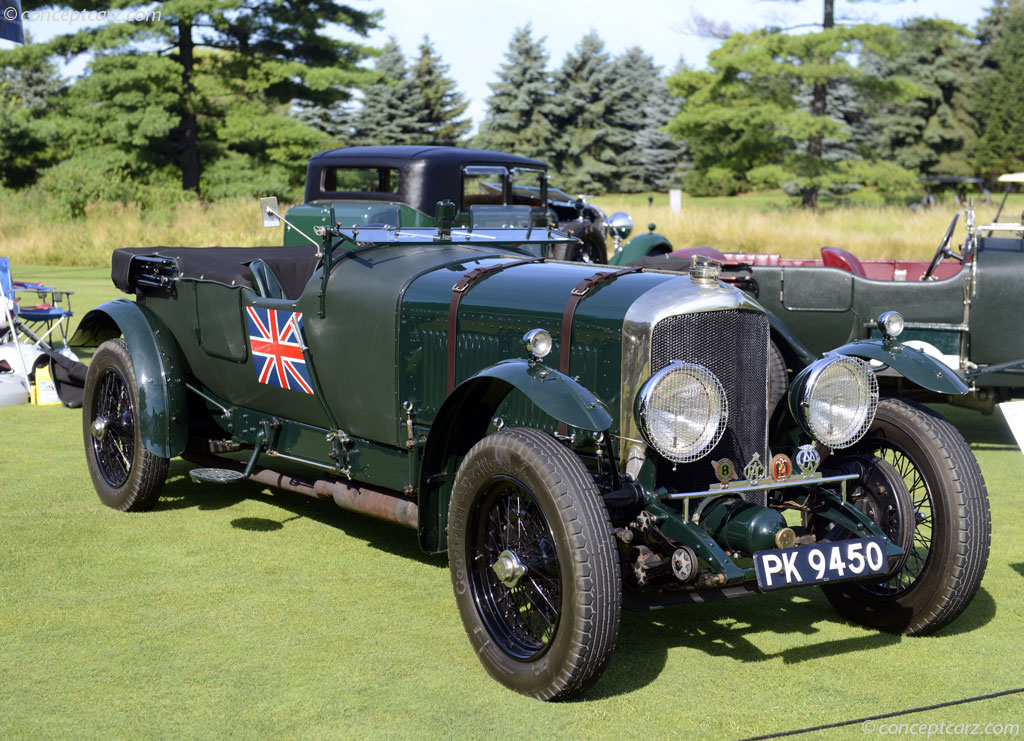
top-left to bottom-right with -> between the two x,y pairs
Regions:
492,550 -> 527,588
91,416 -> 109,441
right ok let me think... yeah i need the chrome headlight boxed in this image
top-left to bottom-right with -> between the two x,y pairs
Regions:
635,361 -> 728,463
790,355 -> 878,448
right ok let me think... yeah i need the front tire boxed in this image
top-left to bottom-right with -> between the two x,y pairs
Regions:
82,339 -> 169,511
822,399 -> 990,635
448,428 -> 620,700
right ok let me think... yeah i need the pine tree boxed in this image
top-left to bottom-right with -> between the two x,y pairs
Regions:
549,32 -> 618,194
668,25 -> 901,202
634,80 -> 689,191
861,18 -> 979,177
411,36 -> 470,146
5,0 -> 380,196
604,47 -> 659,192
346,40 -> 429,146
0,54 -> 63,187
973,0 -> 1024,177
475,25 -> 557,161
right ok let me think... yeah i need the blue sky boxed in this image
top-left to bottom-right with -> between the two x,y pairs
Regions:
6,0 -> 990,132
355,0 -> 987,130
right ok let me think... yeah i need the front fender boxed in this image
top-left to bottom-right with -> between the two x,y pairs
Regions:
834,339 -> 969,396
416,359 -> 611,554
470,359 -> 613,432
71,299 -> 188,458
608,231 -> 673,266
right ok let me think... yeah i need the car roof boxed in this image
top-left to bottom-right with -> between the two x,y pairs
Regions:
998,173 -> 1024,183
309,145 -> 546,169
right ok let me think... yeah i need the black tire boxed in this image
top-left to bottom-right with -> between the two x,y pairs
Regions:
448,427 -> 620,700
554,221 -> 608,264
767,341 -> 787,415
821,399 -> 990,635
82,338 -> 169,511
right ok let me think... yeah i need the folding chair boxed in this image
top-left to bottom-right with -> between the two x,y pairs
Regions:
0,257 -> 75,349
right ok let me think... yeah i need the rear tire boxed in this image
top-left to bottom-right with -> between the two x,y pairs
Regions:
83,339 -> 169,511
821,399 -> 990,635
448,427 -> 620,700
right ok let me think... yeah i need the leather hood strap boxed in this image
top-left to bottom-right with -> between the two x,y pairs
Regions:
446,257 -> 544,394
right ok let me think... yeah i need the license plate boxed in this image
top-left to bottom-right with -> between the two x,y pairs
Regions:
754,537 -> 888,591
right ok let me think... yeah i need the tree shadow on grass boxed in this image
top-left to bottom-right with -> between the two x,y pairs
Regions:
154,459 -> 444,568
1011,563 -> 1024,579
588,585 -> 997,700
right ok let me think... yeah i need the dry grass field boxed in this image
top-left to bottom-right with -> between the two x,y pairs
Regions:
2,187 -> 1021,266
597,192 -> 1024,261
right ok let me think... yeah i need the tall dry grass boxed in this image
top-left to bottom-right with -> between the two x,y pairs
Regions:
1,192 -> 288,267
3,188 -> 1016,267
596,194 -> 1017,261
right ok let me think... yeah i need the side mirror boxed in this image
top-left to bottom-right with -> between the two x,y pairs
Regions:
260,196 -> 281,228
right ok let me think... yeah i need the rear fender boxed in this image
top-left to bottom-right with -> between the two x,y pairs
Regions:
71,299 -> 188,458
416,359 -> 612,553
608,232 -> 673,266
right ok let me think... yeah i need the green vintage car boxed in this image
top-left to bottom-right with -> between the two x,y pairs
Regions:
652,206 -> 1024,414
281,144 -> 671,264
70,212 -> 989,700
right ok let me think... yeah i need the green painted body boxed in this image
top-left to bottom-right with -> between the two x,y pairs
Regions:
698,494 -> 789,554
608,231 -> 673,266
79,221 -> 915,585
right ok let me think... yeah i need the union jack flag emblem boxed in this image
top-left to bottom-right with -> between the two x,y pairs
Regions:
246,307 -> 314,394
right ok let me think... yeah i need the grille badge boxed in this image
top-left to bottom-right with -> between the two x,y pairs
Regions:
796,445 -> 821,475
743,453 -> 766,483
770,453 -> 793,483
712,458 -> 738,485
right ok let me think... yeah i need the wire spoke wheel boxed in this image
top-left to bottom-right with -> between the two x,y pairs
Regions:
470,476 -> 561,660
91,366 -> 136,488
853,440 -> 932,595
448,428 -> 620,700
821,398 -> 990,635
82,338 -> 168,511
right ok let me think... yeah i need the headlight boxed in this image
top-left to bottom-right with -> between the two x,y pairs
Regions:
635,361 -> 728,463
790,355 -> 878,448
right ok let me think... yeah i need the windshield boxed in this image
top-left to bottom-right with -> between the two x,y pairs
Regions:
329,202 -> 402,227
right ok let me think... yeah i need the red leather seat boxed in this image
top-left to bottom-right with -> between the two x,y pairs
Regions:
670,246 -> 728,261
821,246 -> 866,276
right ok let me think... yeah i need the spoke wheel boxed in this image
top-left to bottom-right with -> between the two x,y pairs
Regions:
449,428 -> 620,700
82,339 -> 168,511
821,399 -> 990,635
91,366 -> 135,487
469,476 -> 561,660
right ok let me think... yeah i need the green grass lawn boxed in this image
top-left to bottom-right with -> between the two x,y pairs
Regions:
2,268 -> 1023,738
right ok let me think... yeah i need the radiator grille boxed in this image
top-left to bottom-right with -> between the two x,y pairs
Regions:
650,310 -> 770,494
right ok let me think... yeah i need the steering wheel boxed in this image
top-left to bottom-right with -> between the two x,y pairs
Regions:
922,212 -> 961,281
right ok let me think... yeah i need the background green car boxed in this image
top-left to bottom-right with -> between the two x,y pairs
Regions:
282,144 -> 672,264
647,207 -> 1024,415
68,215 -> 989,700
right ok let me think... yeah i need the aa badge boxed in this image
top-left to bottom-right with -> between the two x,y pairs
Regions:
795,444 -> 821,475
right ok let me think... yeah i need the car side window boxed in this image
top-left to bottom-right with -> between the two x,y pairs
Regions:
462,165 -> 508,209
322,167 -> 400,194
